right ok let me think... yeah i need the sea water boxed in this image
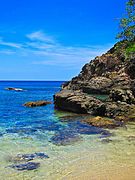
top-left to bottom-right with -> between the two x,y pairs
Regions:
0,81 -> 135,180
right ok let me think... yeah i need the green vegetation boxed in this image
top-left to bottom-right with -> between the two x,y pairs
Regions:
115,0 -> 135,60
126,41 -> 135,55
117,0 -> 135,41
114,40 -> 135,60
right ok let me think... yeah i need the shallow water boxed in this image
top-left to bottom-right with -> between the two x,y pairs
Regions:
0,81 -> 135,180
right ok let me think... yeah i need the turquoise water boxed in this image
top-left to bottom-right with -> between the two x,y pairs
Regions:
0,81 -> 135,180
88,94 -> 108,101
0,81 -> 109,141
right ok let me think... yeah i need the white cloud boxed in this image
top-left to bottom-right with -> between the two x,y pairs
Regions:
0,38 -> 22,48
26,31 -> 55,44
0,31 -> 113,68
31,45 -> 109,68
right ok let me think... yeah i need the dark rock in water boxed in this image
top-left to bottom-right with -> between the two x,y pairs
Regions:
68,121 -> 111,136
24,101 -> 52,107
5,87 -> 24,91
59,114 -> 89,122
6,127 -> 37,135
100,133 -> 112,138
101,138 -> 113,143
10,153 -> 49,163
9,162 -> 40,171
54,90 -> 106,115
50,130 -> 82,146
34,152 -> 49,159
36,123 -> 61,131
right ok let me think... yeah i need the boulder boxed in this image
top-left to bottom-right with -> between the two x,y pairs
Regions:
50,130 -> 82,146
54,90 -> 106,115
24,101 -> 52,107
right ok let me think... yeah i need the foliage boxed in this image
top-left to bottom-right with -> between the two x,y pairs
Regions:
117,0 -> 135,41
126,41 -> 135,58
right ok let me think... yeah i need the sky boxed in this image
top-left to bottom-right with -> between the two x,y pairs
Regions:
0,0 -> 127,80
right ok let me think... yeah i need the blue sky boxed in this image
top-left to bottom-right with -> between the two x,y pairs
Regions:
0,0 -> 127,80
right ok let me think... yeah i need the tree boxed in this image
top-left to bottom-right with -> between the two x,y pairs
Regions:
117,0 -> 135,41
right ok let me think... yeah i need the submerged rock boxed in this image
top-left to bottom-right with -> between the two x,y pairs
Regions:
50,130 -> 82,146
67,121 -> 111,136
6,127 -> 37,134
83,116 -> 121,128
59,114 -> 89,122
9,162 -> 40,171
101,138 -> 113,143
24,100 -> 52,107
10,153 -> 49,163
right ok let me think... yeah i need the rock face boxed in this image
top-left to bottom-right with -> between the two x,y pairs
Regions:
82,77 -> 113,94
109,88 -> 135,104
24,101 -> 52,107
54,90 -> 106,115
62,41 -> 134,93
54,40 -> 135,124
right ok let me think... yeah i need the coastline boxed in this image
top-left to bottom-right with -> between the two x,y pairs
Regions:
0,119 -> 135,179
0,81 -> 135,179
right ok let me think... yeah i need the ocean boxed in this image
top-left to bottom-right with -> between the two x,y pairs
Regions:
0,81 -> 135,180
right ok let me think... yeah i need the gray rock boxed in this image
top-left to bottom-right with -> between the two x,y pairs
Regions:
54,90 -> 106,115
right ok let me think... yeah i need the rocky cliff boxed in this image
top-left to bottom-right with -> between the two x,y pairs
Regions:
54,40 -> 135,122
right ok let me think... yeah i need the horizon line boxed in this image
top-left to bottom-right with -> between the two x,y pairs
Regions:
0,80 -> 67,82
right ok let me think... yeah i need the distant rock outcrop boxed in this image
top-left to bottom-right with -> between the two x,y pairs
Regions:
5,87 -> 24,91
